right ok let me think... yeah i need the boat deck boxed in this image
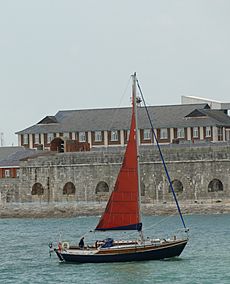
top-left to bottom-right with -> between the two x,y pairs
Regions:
60,238 -> 187,256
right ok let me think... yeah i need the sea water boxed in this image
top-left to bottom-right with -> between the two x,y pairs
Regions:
0,214 -> 230,284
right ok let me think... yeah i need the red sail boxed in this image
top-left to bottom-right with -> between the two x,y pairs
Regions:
95,100 -> 141,231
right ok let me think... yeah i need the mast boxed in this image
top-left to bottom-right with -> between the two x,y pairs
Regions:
95,73 -> 142,232
132,73 -> 143,238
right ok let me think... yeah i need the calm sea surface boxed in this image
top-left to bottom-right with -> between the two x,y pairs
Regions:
0,214 -> 230,284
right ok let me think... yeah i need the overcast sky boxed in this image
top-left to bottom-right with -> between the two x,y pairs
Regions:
0,0 -> 230,146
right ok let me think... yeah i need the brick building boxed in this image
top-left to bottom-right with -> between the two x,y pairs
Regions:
0,147 -> 38,203
16,98 -> 230,150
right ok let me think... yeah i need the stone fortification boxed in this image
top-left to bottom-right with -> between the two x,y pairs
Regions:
18,144 -> 230,209
0,178 -> 19,203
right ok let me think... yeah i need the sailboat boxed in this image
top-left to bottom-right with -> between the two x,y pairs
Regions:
54,73 -> 188,263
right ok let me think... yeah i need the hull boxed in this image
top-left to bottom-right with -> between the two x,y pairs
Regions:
55,239 -> 188,263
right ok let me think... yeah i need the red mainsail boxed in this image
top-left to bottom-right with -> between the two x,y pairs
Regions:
95,98 -> 142,231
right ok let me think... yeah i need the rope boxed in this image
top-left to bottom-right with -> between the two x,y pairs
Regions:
123,213 -> 178,239
107,76 -> 131,133
136,78 -> 188,232
142,213 -> 177,232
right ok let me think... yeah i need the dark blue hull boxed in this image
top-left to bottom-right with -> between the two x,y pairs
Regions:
55,240 -> 187,263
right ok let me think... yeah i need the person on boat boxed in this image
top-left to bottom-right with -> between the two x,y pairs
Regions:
79,237 -> 84,249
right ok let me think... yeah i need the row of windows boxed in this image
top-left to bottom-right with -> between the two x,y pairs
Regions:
22,126 -> 213,145
31,178 -> 224,197
31,181 -> 144,196
176,126 -> 211,139
31,181 -> 109,196
23,131 -> 111,144
170,178 -> 223,193
145,127 -> 212,140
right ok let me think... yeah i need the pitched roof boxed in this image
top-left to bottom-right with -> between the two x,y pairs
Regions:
15,103 -> 230,135
185,109 -> 207,118
0,147 -> 38,167
0,147 -> 23,161
37,116 -> 58,124
201,109 -> 230,126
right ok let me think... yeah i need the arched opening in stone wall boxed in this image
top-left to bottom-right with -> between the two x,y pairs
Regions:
169,179 -> 183,193
63,182 -> 76,195
32,183 -> 44,195
95,181 -> 109,194
208,179 -> 223,192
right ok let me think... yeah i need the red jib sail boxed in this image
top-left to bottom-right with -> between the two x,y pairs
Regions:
95,98 -> 142,231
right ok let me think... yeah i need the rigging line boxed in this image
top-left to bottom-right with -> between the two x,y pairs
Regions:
136,79 -> 188,231
142,213 -> 177,232
129,216 -> 176,237
125,213 -> 177,238
107,76 -> 132,133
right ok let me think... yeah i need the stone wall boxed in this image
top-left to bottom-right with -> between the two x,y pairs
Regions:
18,144 -> 230,205
0,178 -> 19,203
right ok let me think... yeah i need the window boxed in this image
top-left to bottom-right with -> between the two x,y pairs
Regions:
95,131 -> 102,142
169,179 -> 183,193
160,128 -> 168,139
111,130 -> 118,141
4,169 -> 10,178
95,181 -> 109,194
206,126 -> 211,137
23,134 -> 29,145
35,134 -> 40,144
208,179 -> 223,192
193,127 -> 199,138
79,132 -> 86,142
143,129 -> 151,140
63,133 -> 69,139
32,183 -> 44,195
63,182 -> 76,195
47,133 -> 54,143
16,169 -> 20,178
177,128 -> 185,138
